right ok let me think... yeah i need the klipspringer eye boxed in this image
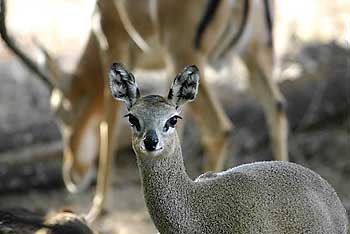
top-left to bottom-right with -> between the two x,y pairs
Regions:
163,115 -> 182,132
124,113 -> 141,131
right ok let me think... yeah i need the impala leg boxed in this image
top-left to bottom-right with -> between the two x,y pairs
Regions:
85,56 -> 121,223
62,31 -> 106,193
85,10 -> 130,220
243,50 -> 288,161
195,71 -> 233,172
62,95 -> 101,193
170,51 -> 233,172
195,68 -> 232,171
85,96 -> 120,223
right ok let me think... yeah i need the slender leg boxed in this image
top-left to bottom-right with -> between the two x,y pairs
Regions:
84,52 -> 120,223
62,31 -> 106,193
62,94 -> 101,193
193,70 -> 233,171
85,9 -> 129,221
169,50 -> 233,171
243,50 -> 288,161
85,95 -> 120,223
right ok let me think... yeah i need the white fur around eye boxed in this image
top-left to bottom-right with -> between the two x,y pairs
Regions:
166,126 -> 176,134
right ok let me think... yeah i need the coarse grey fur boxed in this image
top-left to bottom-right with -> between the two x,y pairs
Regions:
109,63 -> 348,234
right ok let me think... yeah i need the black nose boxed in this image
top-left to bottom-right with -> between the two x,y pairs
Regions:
144,130 -> 159,151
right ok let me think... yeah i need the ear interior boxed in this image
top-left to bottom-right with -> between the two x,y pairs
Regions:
109,63 -> 140,109
168,65 -> 200,108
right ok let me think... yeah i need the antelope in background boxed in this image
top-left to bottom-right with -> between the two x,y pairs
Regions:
0,0 -> 288,222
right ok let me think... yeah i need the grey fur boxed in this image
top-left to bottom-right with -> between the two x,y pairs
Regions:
110,64 -> 349,234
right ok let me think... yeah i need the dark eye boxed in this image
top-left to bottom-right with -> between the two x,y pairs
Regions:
124,114 -> 141,131
163,115 -> 182,132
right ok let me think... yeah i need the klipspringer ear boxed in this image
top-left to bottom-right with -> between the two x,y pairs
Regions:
168,65 -> 200,109
109,63 -> 140,109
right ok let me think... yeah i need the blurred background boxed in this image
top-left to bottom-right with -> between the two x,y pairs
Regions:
0,0 -> 349,233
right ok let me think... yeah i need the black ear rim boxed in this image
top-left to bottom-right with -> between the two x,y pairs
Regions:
110,62 -> 125,72
183,65 -> 200,74
128,72 -> 141,99
167,73 -> 180,100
